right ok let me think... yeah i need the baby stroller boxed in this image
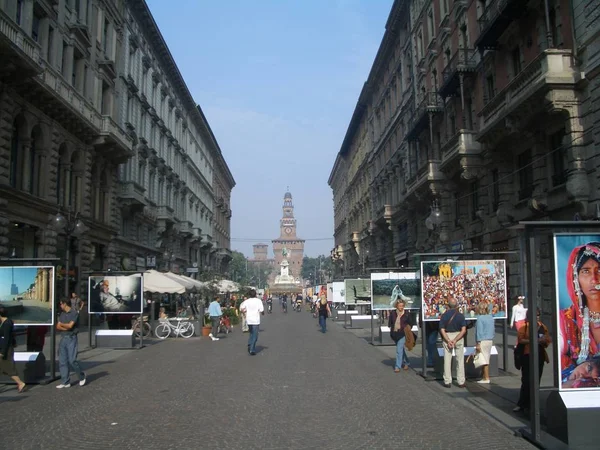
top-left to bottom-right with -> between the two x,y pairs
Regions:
219,315 -> 232,334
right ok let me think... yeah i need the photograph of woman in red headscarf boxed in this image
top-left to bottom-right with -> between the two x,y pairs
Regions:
555,235 -> 600,390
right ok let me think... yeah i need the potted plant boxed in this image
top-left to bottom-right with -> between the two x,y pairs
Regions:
201,313 -> 212,337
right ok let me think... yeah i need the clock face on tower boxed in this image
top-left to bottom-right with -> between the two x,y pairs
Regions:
285,227 -> 292,235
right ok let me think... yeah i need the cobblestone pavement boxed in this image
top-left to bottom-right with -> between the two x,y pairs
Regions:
0,310 -> 536,450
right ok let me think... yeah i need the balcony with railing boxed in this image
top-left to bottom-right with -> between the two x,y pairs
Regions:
439,49 -> 477,98
440,130 -> 482,178
405,92 -> 443,140
474,0 -> 525,51
118,182 -> 147,209
478,50 -> 580,139
0,8 -> 43,76
98,116 -> 134,162
157,205 -> 176,224
178,221 -> 193,236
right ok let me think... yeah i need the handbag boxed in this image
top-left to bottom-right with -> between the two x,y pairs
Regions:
514,343 -> 524,370
473,351 -> 485,368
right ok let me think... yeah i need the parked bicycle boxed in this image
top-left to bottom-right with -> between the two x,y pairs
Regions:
132,316 -> 152,338
155,318 -> 195,339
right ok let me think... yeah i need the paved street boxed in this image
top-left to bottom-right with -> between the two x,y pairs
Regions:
1,310 -> 536,450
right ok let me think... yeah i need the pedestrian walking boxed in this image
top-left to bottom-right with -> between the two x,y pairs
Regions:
388,299 -> 413,372
439,298 -> 467,388
208,297 -> 222,341
56,299 -> 86,389
317,297 -> 331,333
514,308 -> 551,412
0,307 -> 27,393
240,289 -> 263,355
475,302 -> 494,384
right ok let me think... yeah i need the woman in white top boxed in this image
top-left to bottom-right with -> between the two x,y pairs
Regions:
510,296 -> 528,330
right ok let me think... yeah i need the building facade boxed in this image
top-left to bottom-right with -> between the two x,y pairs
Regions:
0,0 -> 234,296
329,0 -> 597,311
272,191 -> 304,280
115,0 -> 235,276
0,0 -> 133,296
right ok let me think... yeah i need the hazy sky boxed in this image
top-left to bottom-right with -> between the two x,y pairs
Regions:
146,0 -> 392,258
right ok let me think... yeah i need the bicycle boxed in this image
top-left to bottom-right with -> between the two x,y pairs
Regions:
154,318 -> 195,339
132,316 -> 152,338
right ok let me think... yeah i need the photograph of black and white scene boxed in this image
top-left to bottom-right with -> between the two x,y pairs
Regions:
0,266 -> 54,325
88,275 -> 143,314
371,272 -> 421,310
344,278 -> 371,305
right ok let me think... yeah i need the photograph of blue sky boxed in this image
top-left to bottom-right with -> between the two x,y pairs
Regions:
0,267 -> 39,299
146,0 -> 393,257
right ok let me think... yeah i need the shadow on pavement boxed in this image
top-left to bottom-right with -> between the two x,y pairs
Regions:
84,370 -> 110,384
381,359 -> 394,368
254,345 -> 268,354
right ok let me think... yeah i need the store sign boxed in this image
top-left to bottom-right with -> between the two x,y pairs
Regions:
186,267 -> 199,273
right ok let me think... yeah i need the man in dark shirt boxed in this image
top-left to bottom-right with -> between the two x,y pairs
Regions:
56,299 -> 86,389
439,298 -> 467,388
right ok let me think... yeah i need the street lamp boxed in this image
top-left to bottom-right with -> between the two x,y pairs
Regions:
52,210 -> 88,298
163,249 -> 175,271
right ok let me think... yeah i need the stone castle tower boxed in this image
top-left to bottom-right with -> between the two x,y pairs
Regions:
272,190 -> 305,280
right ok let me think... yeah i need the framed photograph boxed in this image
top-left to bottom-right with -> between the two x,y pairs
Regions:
331,282 -> 344,304
0,266 -> 54,325
88,274 -> 143,314
554,234 -> 600,391
421,260 -> 507,321
344,278 -> 371,305
371,272 -> 420,310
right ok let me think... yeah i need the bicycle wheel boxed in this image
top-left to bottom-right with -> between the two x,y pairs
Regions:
180,322 -> 195,338
142,321 -> 152,338
133,321 -> 142,338
154,323 -> 171,339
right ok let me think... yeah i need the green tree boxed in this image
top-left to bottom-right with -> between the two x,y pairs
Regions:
228,250 -> 250,285
301,255 -> 332,284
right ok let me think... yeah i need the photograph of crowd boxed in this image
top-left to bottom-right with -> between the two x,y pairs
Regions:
421,260 -> 507,321
371,272 -> 420,310
0,266 -> 54,325
555,234 -> 600,390
344,278 -> 371,305
88,274 -> 143,314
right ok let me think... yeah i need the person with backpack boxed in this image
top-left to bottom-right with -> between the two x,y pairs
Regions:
317,297 -> 331,333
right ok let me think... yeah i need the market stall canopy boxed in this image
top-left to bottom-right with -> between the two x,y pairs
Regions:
144,270 -> 186,294
217,279 -> 239,293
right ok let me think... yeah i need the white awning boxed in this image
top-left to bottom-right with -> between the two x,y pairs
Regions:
143,270 -> 186,294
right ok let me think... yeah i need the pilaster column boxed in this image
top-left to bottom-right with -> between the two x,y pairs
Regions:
36,223 -> 58,259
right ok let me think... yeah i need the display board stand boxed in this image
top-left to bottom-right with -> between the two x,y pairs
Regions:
87,270 -> 145,351
546,390 -> 600,449
0,257 -> 60,385
511,221 -> 600,449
